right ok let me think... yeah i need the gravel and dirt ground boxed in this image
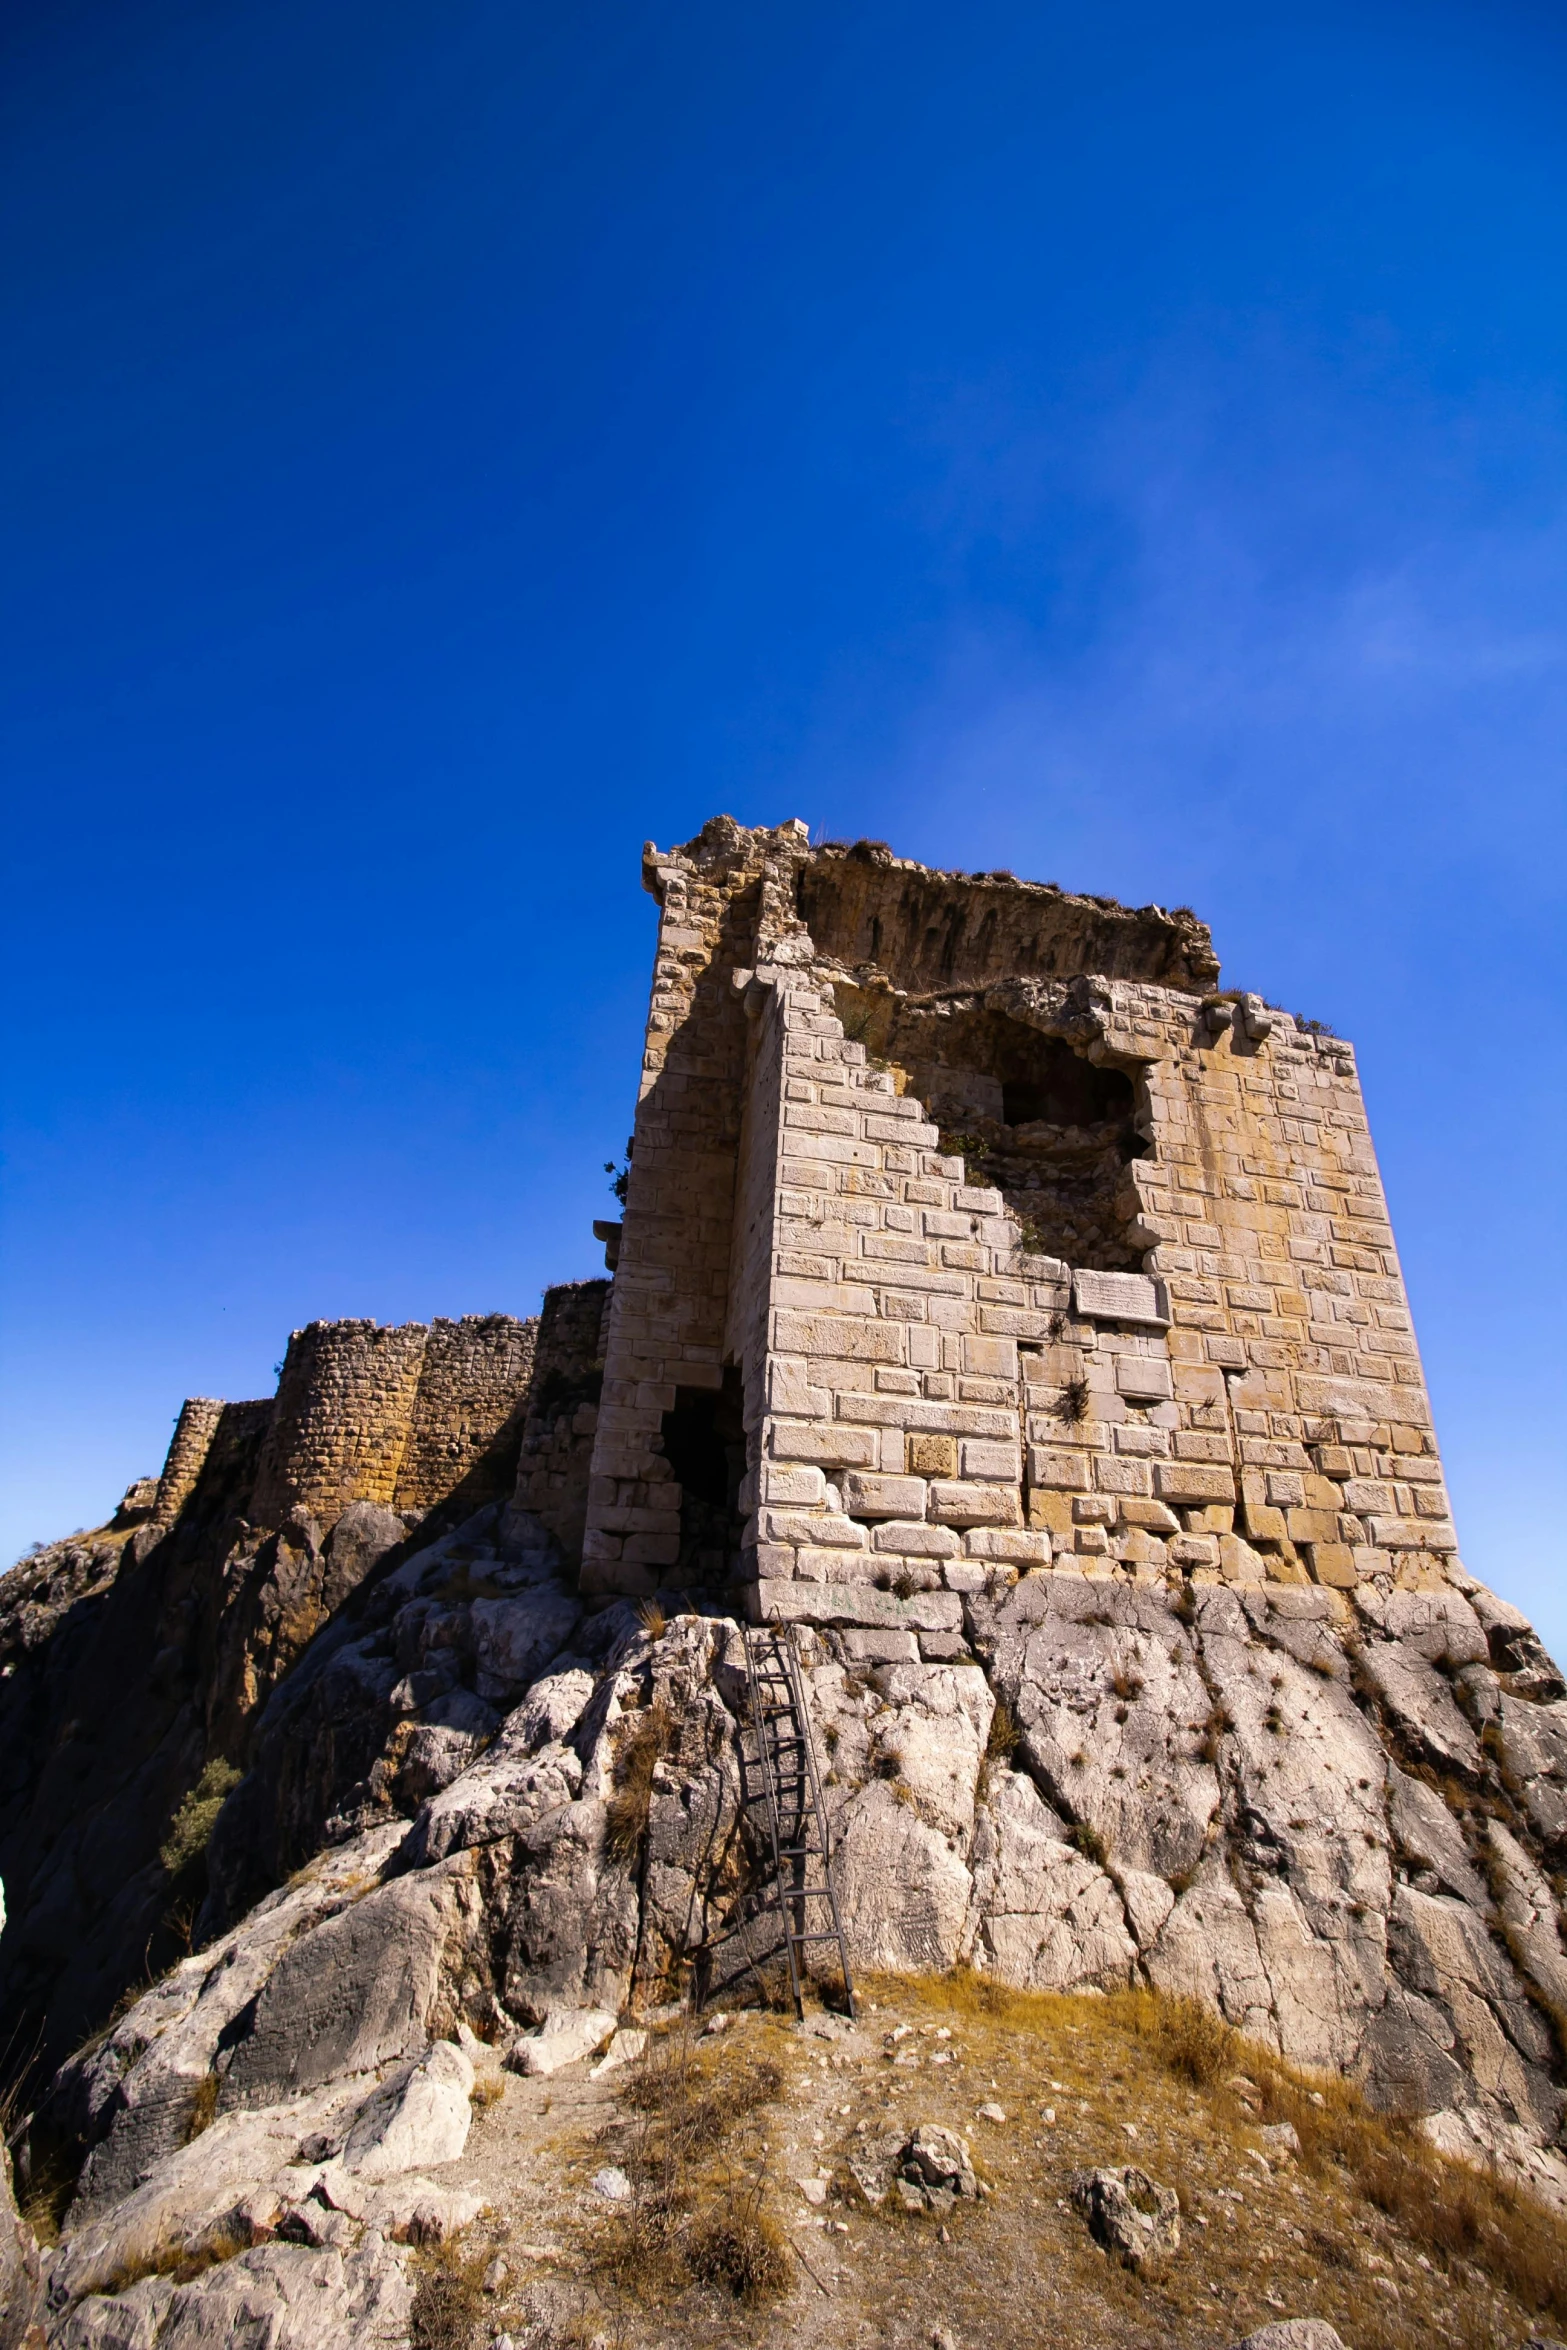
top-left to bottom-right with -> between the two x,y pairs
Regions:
417,1974 -> 1566,2350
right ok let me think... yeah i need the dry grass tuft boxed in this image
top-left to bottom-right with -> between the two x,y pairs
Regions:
635,1597 -> 667,1640
604,1701 -> 673,1865
409,2236 -> 488,2349
1107,1985 -> 1567,2326
986,1699 -> 1020,1762
861,1969 -> 1567,2332
589,2024 -> 788,2308
100,2221 -> 247,2297
184,2069 -> 220,2142
468,2070 -> 505,2111
683,2179 -> 791,2299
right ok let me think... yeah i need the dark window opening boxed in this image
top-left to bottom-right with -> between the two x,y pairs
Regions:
659,1365 -> 747,1589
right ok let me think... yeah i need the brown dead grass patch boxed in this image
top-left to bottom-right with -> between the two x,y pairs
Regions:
1110,1984 -> 1567,2323
589,2021 -> 789,2307
874,1969 -> 1567,2331
99,2221 -> 248,2297
409,2235 -> 488,2350
604,1701 -> 673,1865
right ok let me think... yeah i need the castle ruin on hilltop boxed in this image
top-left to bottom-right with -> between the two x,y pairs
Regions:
133,814 -> 1461,1640
11,816 -> 1567,2253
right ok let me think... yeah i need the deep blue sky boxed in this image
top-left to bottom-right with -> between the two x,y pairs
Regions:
3,0 -> 1564,1649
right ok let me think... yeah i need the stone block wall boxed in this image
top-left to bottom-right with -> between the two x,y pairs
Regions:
581,820 -> 1464,1639
147,1315 -> 540,1539
146,1397 -> 230,1536
511,1279 -> 612,1562
391,1314 -> 538,1514
581,820 -> 790,1596
247,1320 -> 432,1526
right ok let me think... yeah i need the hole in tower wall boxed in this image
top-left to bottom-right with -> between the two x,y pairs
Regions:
834,990 -> 1148,1271
659,1365 -> 747,1589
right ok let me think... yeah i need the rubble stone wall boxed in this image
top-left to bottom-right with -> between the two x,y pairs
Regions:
246,1315 -> 539,1531
247,1321 -> 429,1525
146,1397 -> 232,1535
512,1280 -> 612,1562
393,1315 -> 539,1514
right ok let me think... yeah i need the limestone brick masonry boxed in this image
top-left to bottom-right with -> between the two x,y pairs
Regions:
583,820 -> 1462,1654
150,1314 -> 540,1540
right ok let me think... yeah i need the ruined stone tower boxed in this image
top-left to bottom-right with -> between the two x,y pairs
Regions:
583,817 -> 1458,1653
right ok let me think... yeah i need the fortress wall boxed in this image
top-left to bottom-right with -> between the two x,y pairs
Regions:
512,1279 -> 612,1564
146,1396 -> 277,1544
583,820 -> 1461,1634
1127,992 -> 1453,1587
247,1320 -> 430,1527
148,1318 -> 540,1548
581,824 -> 775,1596
795,841 -> 1220,992
392,1313 -> 539,1514
739,973 -> 1455,1648
148,1398 -> 230,1533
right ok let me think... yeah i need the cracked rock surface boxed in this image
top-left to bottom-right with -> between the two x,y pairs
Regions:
7,1496 -> 1567,2343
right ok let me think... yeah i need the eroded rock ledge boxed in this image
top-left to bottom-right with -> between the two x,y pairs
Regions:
14,1489 -> 1564,2345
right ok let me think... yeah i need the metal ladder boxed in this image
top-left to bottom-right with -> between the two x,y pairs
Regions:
736,1620 -> 857,2019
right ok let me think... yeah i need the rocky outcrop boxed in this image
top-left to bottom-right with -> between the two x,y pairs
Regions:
11,1500 -> 1564,2346
0,1291 -> 609,2082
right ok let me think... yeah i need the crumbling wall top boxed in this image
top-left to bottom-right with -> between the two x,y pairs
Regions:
797,838 -> 1219,994
639,818 -> 1219,994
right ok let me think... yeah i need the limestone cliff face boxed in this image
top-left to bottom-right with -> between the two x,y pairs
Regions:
13,1495 -> 1567,2345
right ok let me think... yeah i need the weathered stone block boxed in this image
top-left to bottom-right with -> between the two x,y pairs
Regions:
960,1438 -> 1021,1481
794,1545 -> 880,1582
1072,1270 -> 1170,1326
751,1579 -> 962,1631
1114,1356 -> 1173,1401
623,1532 -> 680,1567
770,1420 -> 878,1467
870,1519 -> 959,1556
1119,1497 -> 1180,1533
929,1480 -> 1023,1527
1218,1531 -> 1268,1582
839,1628 -> 920,1662
1306,1542 -> 1357,1588
842,1472 -> 928,1520
774,1312 -> 905,1362
762,1510 -> 866,1548
1094,1456 -> 1152,1497
758,1463 -> 828,1505
1028,1446 -> 1090,1489
906,1432 -> 959,1477
1153,1463 -> 1236,1505
963,1524 -> 1051,1563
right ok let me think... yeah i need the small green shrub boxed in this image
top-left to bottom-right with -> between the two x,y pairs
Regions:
159,1760 -> 241,1877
